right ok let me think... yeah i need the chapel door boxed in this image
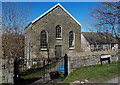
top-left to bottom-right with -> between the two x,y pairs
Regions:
55,45 -> 62,58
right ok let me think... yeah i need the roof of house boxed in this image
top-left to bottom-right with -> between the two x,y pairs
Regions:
25,3 -> 81,30
82,32 -> 119,44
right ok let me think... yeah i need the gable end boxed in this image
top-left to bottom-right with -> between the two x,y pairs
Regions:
31,3 -> 81,26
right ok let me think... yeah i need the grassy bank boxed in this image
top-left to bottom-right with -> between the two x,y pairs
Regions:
63,61 -> 119,83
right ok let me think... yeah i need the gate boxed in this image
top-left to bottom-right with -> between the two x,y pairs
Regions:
14,54 -> 68,85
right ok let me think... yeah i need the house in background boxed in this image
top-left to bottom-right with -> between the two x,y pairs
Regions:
81,32 -> 118,52
24,3 -> 81,60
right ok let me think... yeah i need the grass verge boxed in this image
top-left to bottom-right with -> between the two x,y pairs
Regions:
63,61 -> 119,83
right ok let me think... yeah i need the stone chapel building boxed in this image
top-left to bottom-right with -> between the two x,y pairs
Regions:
24,3 -> 81,60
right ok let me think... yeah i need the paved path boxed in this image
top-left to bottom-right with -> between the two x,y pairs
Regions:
106,76 -> 119,83
30,58 -> 64,85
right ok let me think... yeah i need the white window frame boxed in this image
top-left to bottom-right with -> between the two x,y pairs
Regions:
40,30 -> 48,50
69,31 -> 75,49
56,25 -> 62,40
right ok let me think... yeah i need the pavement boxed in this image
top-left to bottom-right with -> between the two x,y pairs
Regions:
30,58 -> 64,85
106,76 -> 119,83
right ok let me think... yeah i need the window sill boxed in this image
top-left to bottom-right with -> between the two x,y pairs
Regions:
41,48 -> 48,51
56,38 -> 62,40
69,47 -> 75,50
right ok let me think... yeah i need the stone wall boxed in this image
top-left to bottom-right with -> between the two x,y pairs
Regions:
0,58 -> 14,84
25,5 -> 81,60
68,50 -> 119,69
0,58 -> 2,84
0,33 -> 24,84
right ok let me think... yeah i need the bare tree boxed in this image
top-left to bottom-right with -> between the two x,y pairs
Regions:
0,1 -> 1,26
82,2 -> 120,51
91,2 -> 120,38
2,33 -> 24,59
87,2 -> 120,49
2,2 -> 31,58
2,2 -> 30,34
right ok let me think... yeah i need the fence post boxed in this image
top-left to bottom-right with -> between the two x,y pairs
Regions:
68,56 -> 71,74
64,54 -> 68,77
14,58 -> 19,85
43,58 -> 45,81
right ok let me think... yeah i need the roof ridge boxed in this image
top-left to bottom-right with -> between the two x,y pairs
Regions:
31,3 -> 81,26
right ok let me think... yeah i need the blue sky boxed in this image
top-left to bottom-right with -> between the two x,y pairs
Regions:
29,2 -> 99,32
2,2 -> 101,32
2,0 -> 120,2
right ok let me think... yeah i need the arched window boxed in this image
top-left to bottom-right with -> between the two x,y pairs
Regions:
56,25 -> 62,39
40,30 -> 47,49
69,31 -> 75,48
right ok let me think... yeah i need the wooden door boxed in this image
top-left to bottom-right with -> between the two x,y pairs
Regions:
55,45 -> 62,58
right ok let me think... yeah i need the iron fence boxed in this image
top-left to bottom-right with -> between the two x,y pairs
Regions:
14,55 -> 68,85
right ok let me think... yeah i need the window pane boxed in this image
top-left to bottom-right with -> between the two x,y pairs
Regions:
69,31 -> 74,47
41,30 -> 47,48
56,25 -> 62,38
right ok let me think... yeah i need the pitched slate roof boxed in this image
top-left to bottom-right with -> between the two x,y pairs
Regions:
82,32 -> 118,44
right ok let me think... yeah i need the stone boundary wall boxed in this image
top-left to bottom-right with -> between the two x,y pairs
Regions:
0,58 -> 14,84
68,50 -> 119,70
0,59 -> 2,84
